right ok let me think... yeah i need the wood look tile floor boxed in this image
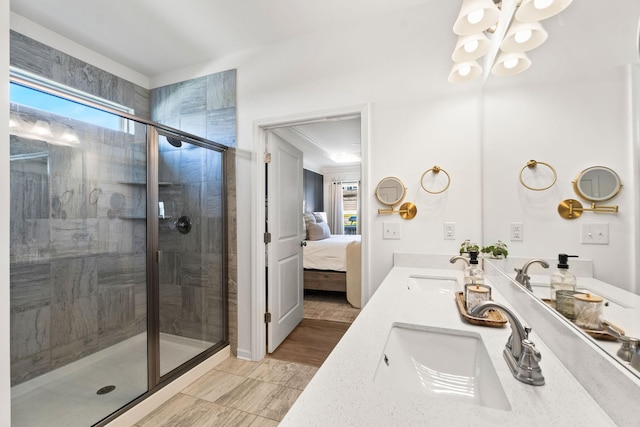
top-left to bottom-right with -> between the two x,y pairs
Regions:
133,357 -> 316,427
133,291 -> 358,426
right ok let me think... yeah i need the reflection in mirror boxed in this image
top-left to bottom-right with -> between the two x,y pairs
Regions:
573,166 -> 622,202
482,1 -> 640,382
375,177 -> 406,207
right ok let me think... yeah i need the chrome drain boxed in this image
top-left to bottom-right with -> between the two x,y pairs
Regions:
96,385 -> 116,395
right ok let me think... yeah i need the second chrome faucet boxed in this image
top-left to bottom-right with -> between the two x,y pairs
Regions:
514,259 -> 549,291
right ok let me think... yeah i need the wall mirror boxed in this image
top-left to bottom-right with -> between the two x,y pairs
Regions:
481,0 -> 640,381
573,166 -> 622,202
375,176 -> 406,207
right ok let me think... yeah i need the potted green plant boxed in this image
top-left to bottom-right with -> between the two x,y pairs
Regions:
459,239 -> 480,255
481,240 -> 508,259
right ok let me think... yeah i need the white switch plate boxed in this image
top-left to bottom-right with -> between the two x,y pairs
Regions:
510,222 -> 523,241
444,222 -> 456,240
383,222 -> 401,240
581,223 -> 609,245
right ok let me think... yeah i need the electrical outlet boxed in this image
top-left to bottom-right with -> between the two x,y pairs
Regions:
581,223 -> 609,245
444,222 -> 456,240
383,222 -> 401,240
510,222 -> 523,241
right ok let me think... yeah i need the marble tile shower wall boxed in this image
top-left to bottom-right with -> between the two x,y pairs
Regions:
10,31 -> 150,119
10,107 -> 148,385
151,70 -> 238,354
10,31 -> 150,385
157,142 -> 225,344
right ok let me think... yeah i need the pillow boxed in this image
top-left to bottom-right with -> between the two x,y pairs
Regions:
307,221 -> 331,241
313,212 -> 327,223
303,212 -> 316,226
303,212 -> 316,239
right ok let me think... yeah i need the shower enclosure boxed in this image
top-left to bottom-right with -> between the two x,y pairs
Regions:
9,72 -> 228,426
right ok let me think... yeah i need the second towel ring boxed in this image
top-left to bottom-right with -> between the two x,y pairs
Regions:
421,165 -> 451,194
519,160 -> 557,191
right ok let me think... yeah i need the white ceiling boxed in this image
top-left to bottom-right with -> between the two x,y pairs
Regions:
9,0 -> 640,169
272,118 -> 362,171
9,0 -> 434,77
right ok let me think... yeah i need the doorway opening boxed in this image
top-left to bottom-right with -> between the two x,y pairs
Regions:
252,105 -> 370,361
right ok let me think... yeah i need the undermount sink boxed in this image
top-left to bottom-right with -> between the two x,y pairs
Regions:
406,275 -> 458,295
373,323 -> 511,411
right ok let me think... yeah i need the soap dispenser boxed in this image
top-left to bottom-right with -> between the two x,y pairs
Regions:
550,253 -> 578,301
464,251 -> 484,286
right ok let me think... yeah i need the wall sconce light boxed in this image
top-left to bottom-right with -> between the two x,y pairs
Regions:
453,0 -> 502,35
32,120 -> 54,138
516,0 -> 573,22
492,51 -> 532,76
448,0 -> 573,82
448,60 -> 484,82
452,32 -> 492,61
500,20 -> 548,52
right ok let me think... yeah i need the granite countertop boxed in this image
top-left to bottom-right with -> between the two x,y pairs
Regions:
280,267 -> 616,426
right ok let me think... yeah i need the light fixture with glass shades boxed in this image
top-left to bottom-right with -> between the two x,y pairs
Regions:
448,0 -> 573,83
453,0 -> 502,35
516,0 -> 573,22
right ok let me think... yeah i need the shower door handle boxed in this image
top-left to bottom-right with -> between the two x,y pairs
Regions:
156,250 -> 162,263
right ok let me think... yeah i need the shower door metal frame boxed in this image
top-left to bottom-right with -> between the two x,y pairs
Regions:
146,126 -> 161,388
9,71 -> 230,423
146,127 -> 230,390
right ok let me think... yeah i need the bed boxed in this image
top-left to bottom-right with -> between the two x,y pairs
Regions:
303,232 -> 362,308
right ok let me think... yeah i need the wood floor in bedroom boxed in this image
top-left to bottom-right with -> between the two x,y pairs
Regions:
267,319 -> 350,367
268,290 -> 359,367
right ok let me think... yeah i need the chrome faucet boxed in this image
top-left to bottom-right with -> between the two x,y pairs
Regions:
470,301 -> 545,386
449,255 -> 470,268
514,259 -> 549,291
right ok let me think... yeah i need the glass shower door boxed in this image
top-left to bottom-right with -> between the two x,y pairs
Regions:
156,133 -> 227,376
10,81 -> 149,427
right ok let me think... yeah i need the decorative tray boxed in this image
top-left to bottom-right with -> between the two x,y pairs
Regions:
454,292 -> 507,328
542,298 -> 624,341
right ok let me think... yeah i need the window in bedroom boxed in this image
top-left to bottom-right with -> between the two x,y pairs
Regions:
342,182 -> 359,235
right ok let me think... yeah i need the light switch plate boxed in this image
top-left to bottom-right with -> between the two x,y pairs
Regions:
383,222 -> 401,240
581,223 -> 609,245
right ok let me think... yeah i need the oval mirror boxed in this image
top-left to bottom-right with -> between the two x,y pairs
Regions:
573,166 -> 622,202
375,176 -> 406,207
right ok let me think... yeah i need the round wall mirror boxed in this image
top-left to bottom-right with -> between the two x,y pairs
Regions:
573,166 -> 622,202
375,176 -> 406,207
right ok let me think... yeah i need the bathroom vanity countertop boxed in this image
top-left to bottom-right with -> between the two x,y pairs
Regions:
279,267 -> 616,426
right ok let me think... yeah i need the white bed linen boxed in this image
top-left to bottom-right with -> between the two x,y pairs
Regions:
303,235 -> 361,272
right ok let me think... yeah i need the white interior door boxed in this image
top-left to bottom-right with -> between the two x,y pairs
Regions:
266,132 -> 304,352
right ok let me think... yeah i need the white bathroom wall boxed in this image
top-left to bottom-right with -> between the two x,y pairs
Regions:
2,4 -> 11,425
483,67 -> 637,292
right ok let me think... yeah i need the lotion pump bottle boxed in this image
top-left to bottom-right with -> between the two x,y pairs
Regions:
550,253 -> 578,301
464,251 -> 484,286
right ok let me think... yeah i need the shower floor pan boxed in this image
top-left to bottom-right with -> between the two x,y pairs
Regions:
11,333 -> 213,427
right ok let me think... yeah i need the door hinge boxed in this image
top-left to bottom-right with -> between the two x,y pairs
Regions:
264,232 -> 271,244
264,152 -> 271,163
264,312 -> 272,323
